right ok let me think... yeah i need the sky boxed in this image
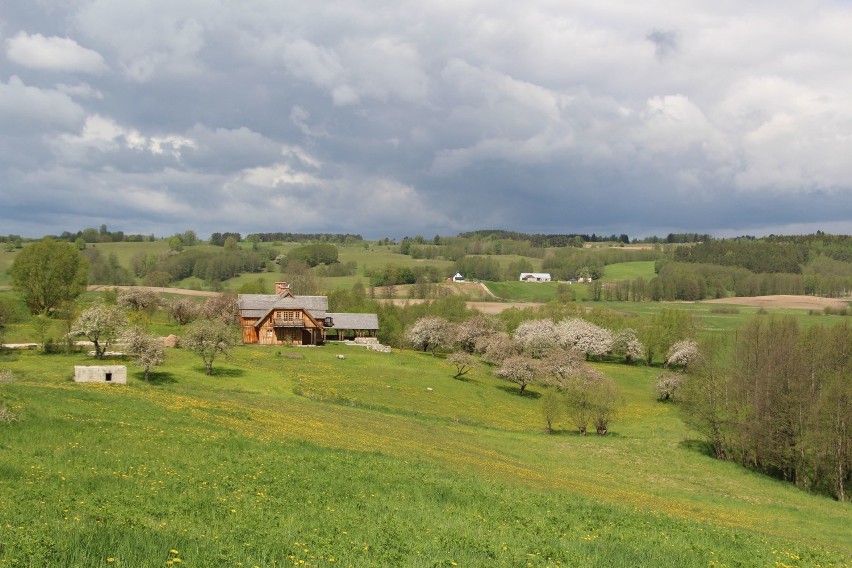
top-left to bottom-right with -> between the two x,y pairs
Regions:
2,1 -> 852,240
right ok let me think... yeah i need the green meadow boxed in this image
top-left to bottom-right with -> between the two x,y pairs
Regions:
1,343 -> 849,567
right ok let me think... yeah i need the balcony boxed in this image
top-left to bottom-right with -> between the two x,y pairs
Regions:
272,316 -> 303,327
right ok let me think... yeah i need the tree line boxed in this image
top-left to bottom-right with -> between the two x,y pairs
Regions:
677,316 -> 851,501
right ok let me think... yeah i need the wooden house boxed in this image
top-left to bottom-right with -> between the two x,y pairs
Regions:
238,282 -> 378,346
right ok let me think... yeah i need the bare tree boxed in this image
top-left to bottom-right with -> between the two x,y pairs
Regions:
446,352 -> 476,379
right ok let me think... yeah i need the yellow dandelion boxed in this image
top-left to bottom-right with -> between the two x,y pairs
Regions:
107,558 -> 115,564
169,549 -> 179,555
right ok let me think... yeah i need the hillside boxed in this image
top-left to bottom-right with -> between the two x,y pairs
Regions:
1,345 -> 849,566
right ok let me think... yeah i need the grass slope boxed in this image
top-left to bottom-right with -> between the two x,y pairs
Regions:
1,345 -> 849,567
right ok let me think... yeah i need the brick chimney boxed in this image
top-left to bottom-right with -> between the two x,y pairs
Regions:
275,282 -> 292,296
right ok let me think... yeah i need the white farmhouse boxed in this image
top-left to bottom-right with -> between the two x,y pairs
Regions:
519,272 -> 552,282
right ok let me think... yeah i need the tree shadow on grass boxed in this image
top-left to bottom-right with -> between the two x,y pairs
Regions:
495,385 -> 541,398
679,439 -> 716,458
451,375 -> 480,384
193,366 -> 245,378
134,371 -> 178,385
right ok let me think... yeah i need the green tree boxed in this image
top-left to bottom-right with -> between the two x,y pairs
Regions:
11,238 -> 89,315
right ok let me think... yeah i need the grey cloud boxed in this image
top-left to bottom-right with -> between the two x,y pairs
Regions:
1,1 -> 852,239
646,29 -> 679,60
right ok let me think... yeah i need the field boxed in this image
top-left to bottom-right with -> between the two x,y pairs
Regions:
1,343 -> 850,566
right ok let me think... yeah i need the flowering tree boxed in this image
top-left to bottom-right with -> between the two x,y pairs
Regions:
513,319 -> 559,359
656,372 -> 683,402
406,316 -> 452,355
122,327 -> 165,381
539,348 -> 584,385
496,355 -> 541,394
117,288 -> 161,312
183,319 -> 235,375
611,328 -> 644,364
479,332 -> 519,365
70,302 -> 127,359
168,298 -> 199,326
455,315 -> 500,353
201,293 -> 238,324
665,339 -> 699,368
556,318 -> 612,360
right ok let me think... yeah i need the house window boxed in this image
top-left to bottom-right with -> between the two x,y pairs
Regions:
105,372 -> 112,382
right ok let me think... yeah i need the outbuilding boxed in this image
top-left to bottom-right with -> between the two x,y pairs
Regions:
74,365 -> 127,384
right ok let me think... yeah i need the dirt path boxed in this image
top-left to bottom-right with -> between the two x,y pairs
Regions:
86,285 -> 221,297
377,298 -> 543,314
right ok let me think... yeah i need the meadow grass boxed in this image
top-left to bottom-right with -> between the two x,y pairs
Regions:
482,281 -> 592,303
600,261 -> 657,282
1,344 -> 849,566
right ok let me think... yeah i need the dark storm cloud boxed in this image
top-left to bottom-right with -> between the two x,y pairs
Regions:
1,1 -> 852,239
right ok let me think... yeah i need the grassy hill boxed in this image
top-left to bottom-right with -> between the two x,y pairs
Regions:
1,345 -> 849,566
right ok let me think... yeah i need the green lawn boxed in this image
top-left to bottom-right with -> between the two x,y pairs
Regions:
1,343 -> 849,566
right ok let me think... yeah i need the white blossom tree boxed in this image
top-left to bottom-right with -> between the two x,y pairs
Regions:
556,318 -> 613,360
479,331 -> 519,365
407,316 -> 452,355
122,327 -> 165,381
70,302 -> 128,359
513,319 -> 559,359
665,339 -> 699,368
168,297 -> 199,326
496,355 -> 541,395
455,314 -> 500,353
611,328 -> 644,364
117,288 -> 161,312
183,319 -> 235,375
656,372 -> 683,402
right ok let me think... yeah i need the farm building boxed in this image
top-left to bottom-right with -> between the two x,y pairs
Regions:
519,272 -> 552,282
74,365 -> 127,384
238,282 -> 379,346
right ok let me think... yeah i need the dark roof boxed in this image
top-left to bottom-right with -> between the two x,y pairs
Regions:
238,293 -> 328,320
326,312 -> 379,330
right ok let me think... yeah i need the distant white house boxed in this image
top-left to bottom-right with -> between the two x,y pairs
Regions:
452,272 -> 465,282
519,272 -> 552,282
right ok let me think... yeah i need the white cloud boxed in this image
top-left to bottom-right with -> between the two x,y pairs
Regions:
6,32 -> 108,74
54,114 -> 196,161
